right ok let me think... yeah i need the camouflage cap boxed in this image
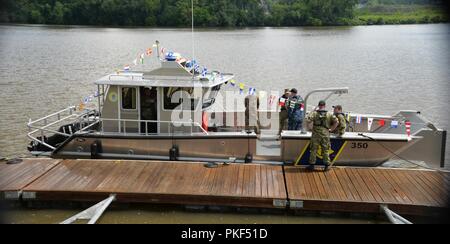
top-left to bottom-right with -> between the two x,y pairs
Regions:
318,100 -> 326,106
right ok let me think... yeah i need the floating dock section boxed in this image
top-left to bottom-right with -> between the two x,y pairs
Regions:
0,158 -> 448,217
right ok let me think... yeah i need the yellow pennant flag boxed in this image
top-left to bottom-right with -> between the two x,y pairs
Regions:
78,103 -> 85,111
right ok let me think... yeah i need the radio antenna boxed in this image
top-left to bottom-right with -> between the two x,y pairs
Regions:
191,0 -> 195,80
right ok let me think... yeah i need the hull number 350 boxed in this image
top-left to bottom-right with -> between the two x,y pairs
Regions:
351,142 -> 369,149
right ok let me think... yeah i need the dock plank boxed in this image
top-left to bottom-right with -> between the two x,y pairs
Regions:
0,158 -> 61,196
22,160 -> 286,208
285,167 -> 449,215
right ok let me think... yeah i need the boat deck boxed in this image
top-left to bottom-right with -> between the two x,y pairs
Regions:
0,158 -> 448,216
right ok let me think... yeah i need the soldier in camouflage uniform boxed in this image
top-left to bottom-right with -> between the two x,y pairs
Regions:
332,105 -> 347,137
306,100 -> 339,171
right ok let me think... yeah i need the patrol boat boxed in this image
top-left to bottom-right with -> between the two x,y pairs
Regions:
26,51 -> 447,168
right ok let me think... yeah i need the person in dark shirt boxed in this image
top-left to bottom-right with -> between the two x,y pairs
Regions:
286,88 -> 304,131
278,89 -> 291,136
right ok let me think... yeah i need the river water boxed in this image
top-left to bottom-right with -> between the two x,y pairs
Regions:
0,24 -> 448,224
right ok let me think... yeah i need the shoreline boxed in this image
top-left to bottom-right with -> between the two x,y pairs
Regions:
0,22 -> 449,30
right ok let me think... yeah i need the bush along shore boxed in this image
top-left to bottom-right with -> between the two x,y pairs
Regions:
354,4 -> 448,25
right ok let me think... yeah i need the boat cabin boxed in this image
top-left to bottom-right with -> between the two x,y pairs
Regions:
95,59 -> 234,135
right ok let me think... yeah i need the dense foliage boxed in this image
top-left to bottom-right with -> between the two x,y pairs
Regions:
0,0 -> 447,26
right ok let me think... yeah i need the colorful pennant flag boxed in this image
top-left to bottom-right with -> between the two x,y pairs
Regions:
248,87 -> 256,96
230,79 -> 236,86
140,53 -> 145,64
78,103 -> 85,111
258,91 -> 267,99
133,59 -> 138,66
405,121 -> 412,140
269,95 -> 276,106
368,118 -> 374,131
194,64 -> 200,73
391,120 -> 399,128
201,67 -> 208,77
356,116 -> 362,124
378,119 -> 386,127
239,83 -> 245,94
124,65 -> 130,72
146,48 -> 153,56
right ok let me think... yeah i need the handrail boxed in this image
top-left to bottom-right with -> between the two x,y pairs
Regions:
28,106 -> 76,125
302,87 -> 349,131
27,107 -> 98,151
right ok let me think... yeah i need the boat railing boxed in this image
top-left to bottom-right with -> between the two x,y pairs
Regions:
99,118 -> 209,135
27,106 -> 99,150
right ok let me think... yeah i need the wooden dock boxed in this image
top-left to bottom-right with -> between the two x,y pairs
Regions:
0,158 -> 448,217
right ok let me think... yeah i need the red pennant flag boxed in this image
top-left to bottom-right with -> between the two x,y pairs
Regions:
378,119 -> 385,127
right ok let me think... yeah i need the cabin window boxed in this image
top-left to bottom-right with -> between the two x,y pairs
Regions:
202,85 -> 221,109
163,87 -> 199,111
121,87 -> 137,110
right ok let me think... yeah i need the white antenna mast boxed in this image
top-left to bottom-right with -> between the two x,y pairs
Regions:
191,0 -> 195,80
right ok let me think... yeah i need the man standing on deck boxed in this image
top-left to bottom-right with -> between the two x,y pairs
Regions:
332,105 -> 347,137
286,89 -> 304,131
245,93 -> 260,134
278,89 -> 291,136
306,100 -> 339,171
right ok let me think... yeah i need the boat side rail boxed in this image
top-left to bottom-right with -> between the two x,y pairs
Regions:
27,106 -> 99,150
99,118 -> 209,135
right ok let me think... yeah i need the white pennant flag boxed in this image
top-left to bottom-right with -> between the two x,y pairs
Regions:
368,118 -> 374,131
133,59 -> 138,66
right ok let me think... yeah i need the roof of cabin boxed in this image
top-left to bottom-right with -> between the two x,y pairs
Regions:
95,61 -> 234,88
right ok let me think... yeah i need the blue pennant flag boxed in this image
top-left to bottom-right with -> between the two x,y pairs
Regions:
201,67 -> 208,76
186,60 -> 197,69
194,64 -> 200,73
248,87 -> 256,95
391,120 -> 399,128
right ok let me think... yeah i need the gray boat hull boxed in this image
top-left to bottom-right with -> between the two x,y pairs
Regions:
51,132 -> 418,167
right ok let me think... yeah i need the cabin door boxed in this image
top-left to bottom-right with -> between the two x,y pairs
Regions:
140,87 -> 158,134
119,86 -> 139,133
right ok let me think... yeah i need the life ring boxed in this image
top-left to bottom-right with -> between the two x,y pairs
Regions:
109,91 -> 118,103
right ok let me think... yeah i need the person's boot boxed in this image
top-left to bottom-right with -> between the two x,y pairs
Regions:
306,164 -> 315,171
323,163 -> 330,172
